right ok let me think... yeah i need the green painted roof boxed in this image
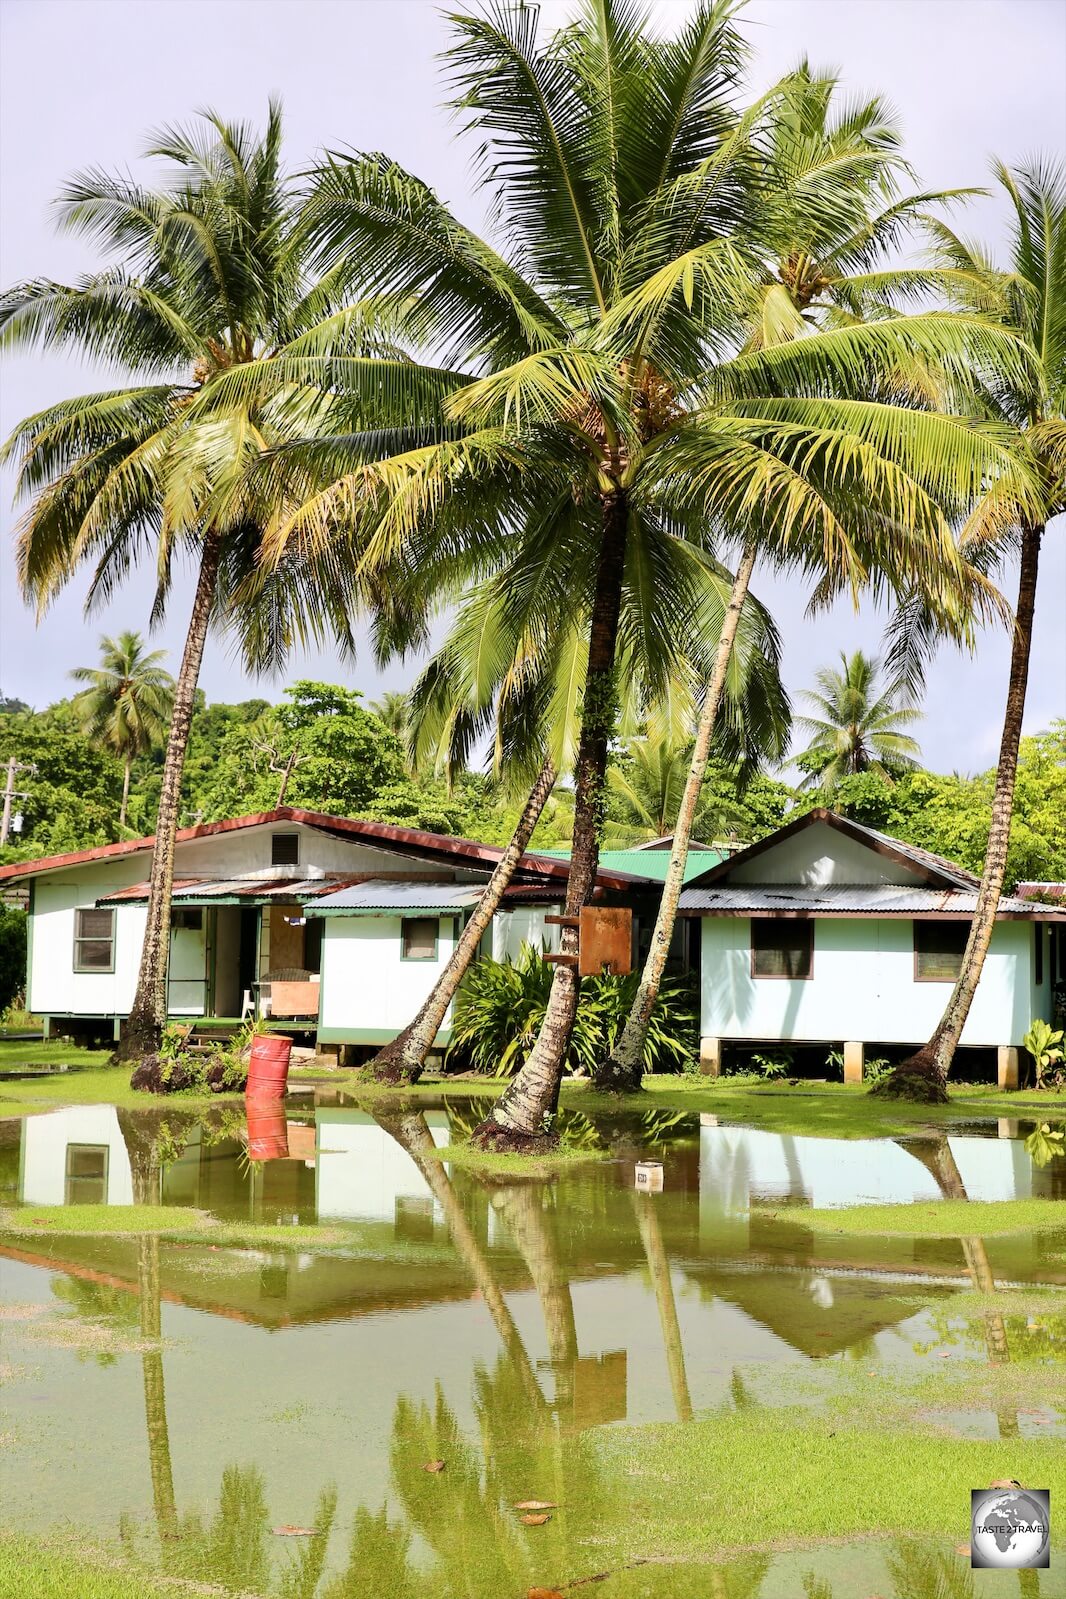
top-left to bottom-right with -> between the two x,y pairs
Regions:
536,847 -> 724,883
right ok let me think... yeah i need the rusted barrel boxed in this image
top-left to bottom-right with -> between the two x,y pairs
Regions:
245,1032 -> 292,1099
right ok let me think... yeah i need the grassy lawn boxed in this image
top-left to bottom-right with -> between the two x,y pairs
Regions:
0,1536 -> 206,1599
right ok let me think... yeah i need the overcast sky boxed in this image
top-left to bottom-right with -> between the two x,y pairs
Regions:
1,0 -> 1063,775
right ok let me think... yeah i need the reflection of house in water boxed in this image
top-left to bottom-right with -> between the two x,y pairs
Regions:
20,1106 -> 134,1206
6,1105 -> 1063,1377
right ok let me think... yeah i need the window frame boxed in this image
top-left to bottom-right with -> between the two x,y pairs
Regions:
1034,923 -> 1044,986
271,832 -> 300,868
750,918 -> 814,982
73,907 -> 116,974
400,916 -> 440,962
913,919 -> 970,983
64,1143 -> 109,1205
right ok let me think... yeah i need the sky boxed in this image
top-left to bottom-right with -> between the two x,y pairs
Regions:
1,0 -> 1064,777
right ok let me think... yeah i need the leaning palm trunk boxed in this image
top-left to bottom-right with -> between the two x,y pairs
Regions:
120,532 -> 222,1061
598,544 -> 758,1091
473,493 -> 628,1149
365,758 -> 556,1084
874,523 -> 1043,1103
120,755 -> 132,831
632,1191 -> 693,1423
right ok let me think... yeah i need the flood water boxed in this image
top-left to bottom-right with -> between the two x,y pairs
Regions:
1,1093 -> 1064,1597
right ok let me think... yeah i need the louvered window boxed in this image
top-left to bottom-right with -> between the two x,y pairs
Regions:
914,922 -> 968,981
751,920 -> 813,979
73,908 -> 116,972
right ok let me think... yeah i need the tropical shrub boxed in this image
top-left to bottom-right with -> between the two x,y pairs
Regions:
1022,1019 -> 1065,1088
0,907 -> 27,1015
448,943 -> 697,1077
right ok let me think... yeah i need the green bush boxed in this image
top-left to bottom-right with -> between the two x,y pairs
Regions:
0,907 -> 27,1016
448,942 -> 698,1076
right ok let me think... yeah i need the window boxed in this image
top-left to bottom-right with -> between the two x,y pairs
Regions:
73,908 -> 115,972
914,921 -> 969,981
170,907 -> 203,931
65,1144 -> 108,1204
401,917 -> 438,960
751,919 -> 813,979
271,833 -> 300,867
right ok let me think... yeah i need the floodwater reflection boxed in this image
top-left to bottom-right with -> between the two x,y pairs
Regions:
1,1095 -> 1063,1594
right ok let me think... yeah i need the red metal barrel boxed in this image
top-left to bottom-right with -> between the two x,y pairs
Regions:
245,1100 -> 289,1161
245,1032 -> 292,1099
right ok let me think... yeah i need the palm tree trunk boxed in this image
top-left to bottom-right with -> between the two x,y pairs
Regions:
120,530 -> 222,1062
120,755 -> 132,832
632,1191 -> 693,1422
598,543 -> 758,1091
473,491 -> 628,1149
874,523 -> 1043,1103
139,1233 -> 178,1543
372,1109 -> 544,1410
365,758 -> 557,1084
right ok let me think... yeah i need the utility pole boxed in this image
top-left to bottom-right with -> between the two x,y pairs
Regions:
0,757 -> 35,846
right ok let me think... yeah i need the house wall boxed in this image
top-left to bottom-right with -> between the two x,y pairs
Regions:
29,863 -> 148,1020
318,915 -> 462,1043
491,905 -> 561,962
172,823 -> 450,879
699,916 -> 1036,1048
728,823 -> 918,887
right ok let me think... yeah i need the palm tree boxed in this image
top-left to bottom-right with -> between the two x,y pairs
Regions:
793,650 -> 922,793
361,539 -> 786,1085
597,57 -> 1020,1091
69,631 -> 174,829
875,157 -> 1066,1101
370,689 -> 411,742
1,104 -> 366,1058
277,4 -> 1029,1143
606,727 -> 745,844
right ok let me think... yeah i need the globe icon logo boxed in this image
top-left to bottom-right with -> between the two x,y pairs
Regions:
971,1488 -> 1050,1569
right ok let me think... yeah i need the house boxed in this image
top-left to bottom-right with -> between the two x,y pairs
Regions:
0,807 -> 647,1053
679,808 -> 1066,1087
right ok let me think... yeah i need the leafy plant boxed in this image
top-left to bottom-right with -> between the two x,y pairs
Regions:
448,944 -> 697,1077
747,1050 -> 793,1079
1024,1122 -> 1065,1168
1022,1019 -> 1065,1087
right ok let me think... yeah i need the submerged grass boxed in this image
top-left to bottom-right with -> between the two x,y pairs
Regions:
428,1139 -> 612,1178
0,1063 -> 239,1120
0,1203 -> 350,1251
602,1406 -> 1066,1558
787,1198 -> 1066,1237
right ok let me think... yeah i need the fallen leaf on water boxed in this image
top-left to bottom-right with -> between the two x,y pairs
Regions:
514,1500 -> 557,1511
520,1513 -> 551,1526
955,1545 -> 971,1556
423,1459 -> 447,1473
272,1526 -> 317,1537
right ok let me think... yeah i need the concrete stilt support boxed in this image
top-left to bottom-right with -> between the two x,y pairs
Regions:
315,1042 -> 342,1068
843,1040 -> 864,1085
997,1046 -> 1020,1092
699,1036 -> 723,1077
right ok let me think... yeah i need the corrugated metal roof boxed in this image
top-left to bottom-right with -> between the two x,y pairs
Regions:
537,848 -> 723,883
677,883 -> 1063,918
100,875 -> 366,905
307,880 -> 484,914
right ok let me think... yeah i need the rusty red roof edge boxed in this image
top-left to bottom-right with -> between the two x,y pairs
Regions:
0,806 -> 638,891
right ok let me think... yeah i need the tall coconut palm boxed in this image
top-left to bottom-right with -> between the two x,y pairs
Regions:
1,103 -> 372,1058
874,157 -> 1066,1102
363,546 -> 786,1084
69,631 -> 174,829
277,3 -> 1031,1143
793,649 -> 922,793
598,55 -> 1021,1091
